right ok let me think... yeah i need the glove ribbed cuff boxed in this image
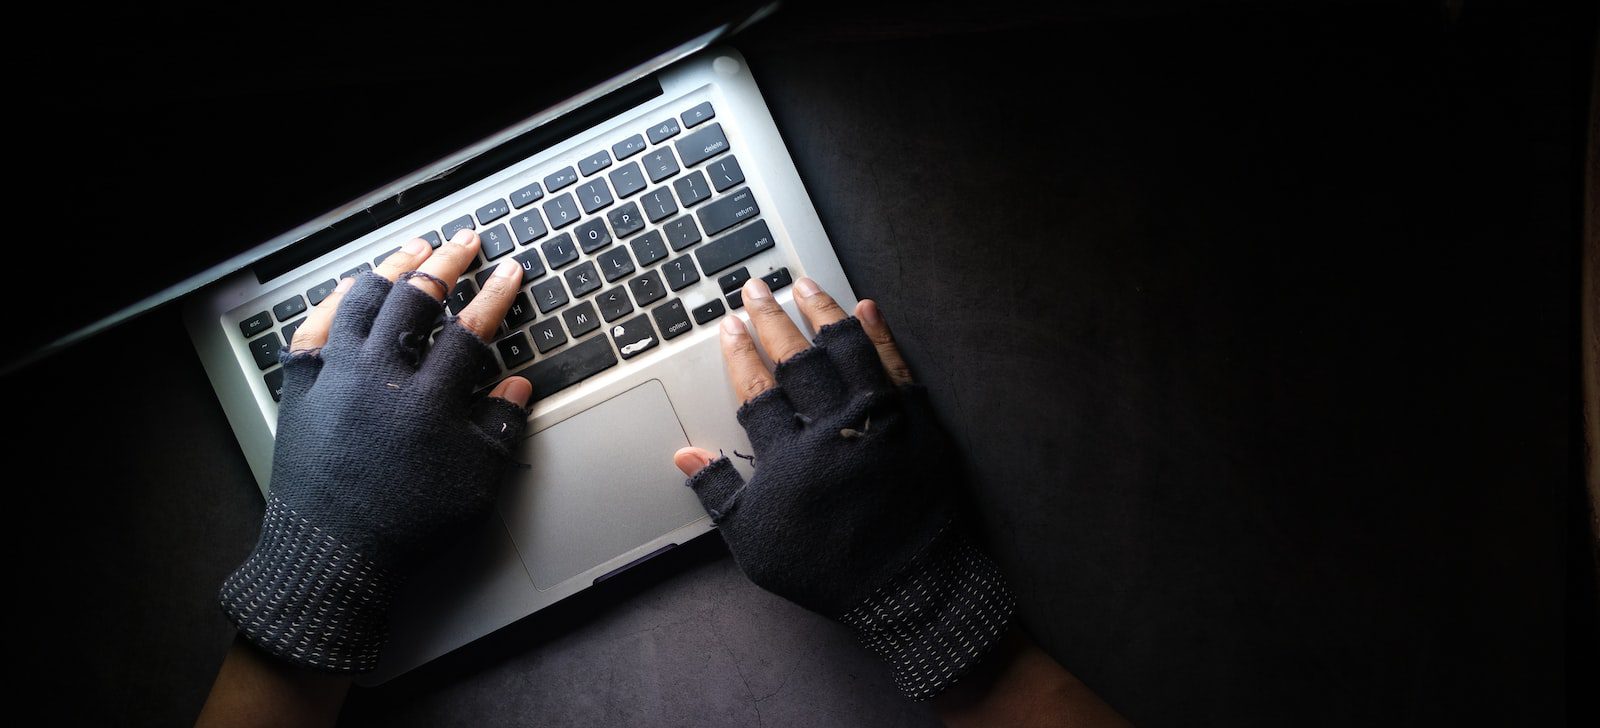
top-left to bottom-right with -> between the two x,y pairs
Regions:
838,523 -> 1017,701
218,495 -> 398,674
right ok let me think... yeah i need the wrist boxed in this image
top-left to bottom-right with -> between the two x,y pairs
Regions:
838,523 -> 1017,700
218,495 -> 400,674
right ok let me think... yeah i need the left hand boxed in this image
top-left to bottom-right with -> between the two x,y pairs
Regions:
218,230 -> 534,674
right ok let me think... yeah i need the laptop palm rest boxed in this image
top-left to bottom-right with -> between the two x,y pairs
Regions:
500,379 -> 708,590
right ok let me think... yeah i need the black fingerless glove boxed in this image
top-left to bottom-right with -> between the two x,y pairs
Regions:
218,271 -> 529,673
686,317 -> 1015,700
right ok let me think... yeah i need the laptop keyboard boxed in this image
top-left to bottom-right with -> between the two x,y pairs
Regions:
236,101 -> 792,406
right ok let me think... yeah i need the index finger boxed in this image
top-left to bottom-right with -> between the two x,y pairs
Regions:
454,259 -> 523,341
408,228 -> 483,300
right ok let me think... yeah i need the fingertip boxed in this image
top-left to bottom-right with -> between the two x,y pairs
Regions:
492,259 -> 521,282
490,375 -> 533,407
857,299 -> 884,327
795,277 -> 848,329
741,276 -> 772,303
673,447 -> 717,477
403,237 -> 430,256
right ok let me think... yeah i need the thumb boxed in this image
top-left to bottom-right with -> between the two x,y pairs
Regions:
674,447 -> 747,523
471,376 -> 532,449
673,447 -> 719,477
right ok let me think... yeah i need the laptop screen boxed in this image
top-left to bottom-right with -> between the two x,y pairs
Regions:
6,2 -> 771,372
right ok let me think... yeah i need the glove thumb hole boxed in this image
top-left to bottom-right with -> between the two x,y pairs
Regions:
673,447 -> 718,477
469,395 -> 531,451
683,456 -> 748,523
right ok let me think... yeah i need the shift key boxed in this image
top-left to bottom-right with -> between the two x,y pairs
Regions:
695,220 -> 775,276
696,187 -> 759,236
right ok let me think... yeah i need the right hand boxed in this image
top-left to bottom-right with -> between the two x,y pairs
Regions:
672,275 -> 943,616
673,276 -> 1016,700
672,280 -> 1017,700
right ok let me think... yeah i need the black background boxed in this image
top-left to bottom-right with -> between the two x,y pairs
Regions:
3,0 -> 763,367
2,0 -> 1594,725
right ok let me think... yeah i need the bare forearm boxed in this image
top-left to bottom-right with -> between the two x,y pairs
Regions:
196,636 -> 350,728
934,629 -> 1131,728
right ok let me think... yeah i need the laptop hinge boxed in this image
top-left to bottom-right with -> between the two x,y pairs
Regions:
252,75 -> 665,285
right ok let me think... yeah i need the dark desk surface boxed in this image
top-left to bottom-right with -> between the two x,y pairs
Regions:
4,2 -> 1591,725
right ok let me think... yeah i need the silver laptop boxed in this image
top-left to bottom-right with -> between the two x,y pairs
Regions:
180,30 -> 856,682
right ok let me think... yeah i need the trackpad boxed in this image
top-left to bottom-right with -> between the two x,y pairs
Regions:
498,380 -> 707,590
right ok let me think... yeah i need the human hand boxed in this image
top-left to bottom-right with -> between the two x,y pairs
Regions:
673,276 -> 1016,701
219,229 -> 533,674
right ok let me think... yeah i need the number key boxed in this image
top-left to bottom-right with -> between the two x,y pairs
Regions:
510,210 -> 547,244
479,223 -> 515,261
542,193 -> 580,229
576,179 -> 614,214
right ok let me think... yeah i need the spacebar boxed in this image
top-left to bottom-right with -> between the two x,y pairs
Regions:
516,336 -> 618,403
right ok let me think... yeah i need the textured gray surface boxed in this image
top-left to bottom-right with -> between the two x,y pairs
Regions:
2,1 -> 1589,726
349,541 -> 936,726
